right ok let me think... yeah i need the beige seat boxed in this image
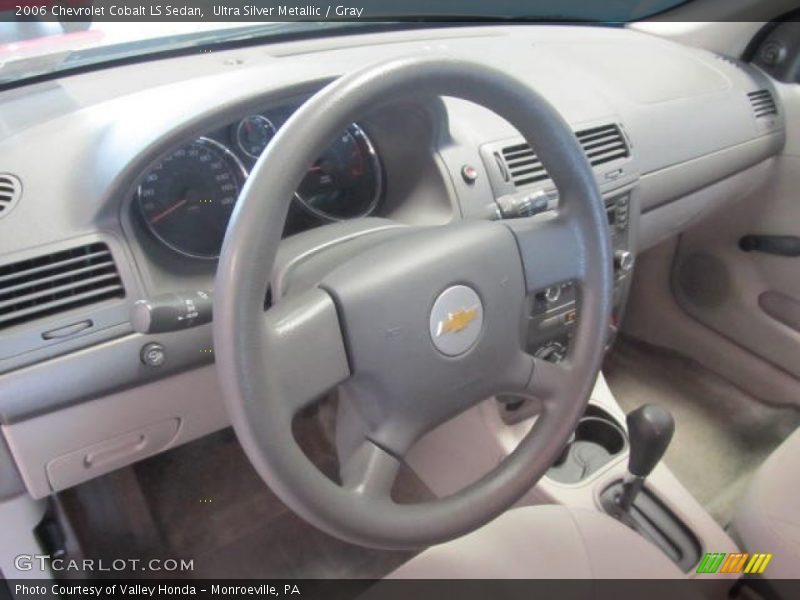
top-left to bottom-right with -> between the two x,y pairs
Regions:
735,428 -> 800,579
388,504 -> 684,579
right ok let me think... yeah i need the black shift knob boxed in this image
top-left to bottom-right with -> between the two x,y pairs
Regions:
626,405 -> 675,478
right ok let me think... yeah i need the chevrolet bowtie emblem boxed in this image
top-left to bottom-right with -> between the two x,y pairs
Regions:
430,286 -> 483,356
436,306 -> 479,337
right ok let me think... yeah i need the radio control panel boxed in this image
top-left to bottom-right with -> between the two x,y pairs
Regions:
526,188 -> 637,362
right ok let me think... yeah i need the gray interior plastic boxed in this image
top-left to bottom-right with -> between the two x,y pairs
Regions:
0,435 -> 24,501
213,55 -> 613,549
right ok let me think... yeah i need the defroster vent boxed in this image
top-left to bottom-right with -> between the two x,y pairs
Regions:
0,242 -> 125,331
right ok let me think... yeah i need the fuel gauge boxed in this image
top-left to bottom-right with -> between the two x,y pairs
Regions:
235,115 -> 276,159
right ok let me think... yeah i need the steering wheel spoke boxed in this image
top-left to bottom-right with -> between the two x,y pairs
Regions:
261,287 -> 351,416
505,212 -> 586,294
340,439 -> 402,499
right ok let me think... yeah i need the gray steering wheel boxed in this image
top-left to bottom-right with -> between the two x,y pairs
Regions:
213,56 -> 613,549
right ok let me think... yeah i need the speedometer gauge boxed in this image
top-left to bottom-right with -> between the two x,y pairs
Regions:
137,138 -> 246,259
295,124 -> 382,221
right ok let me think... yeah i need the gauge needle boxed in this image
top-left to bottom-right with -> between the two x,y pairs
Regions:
149,198 -> 188,225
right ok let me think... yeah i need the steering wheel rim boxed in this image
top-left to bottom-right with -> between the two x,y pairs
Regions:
213,55 -> 613,549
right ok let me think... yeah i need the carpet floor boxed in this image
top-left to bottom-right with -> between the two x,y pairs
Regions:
604,335 -> 800,528
59,407 -> 431,579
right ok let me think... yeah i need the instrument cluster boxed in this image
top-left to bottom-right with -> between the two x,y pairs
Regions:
135,104 -> 383,259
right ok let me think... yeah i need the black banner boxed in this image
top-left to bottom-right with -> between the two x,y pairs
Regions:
4,579 -> 800,600
1,0 -> 798,23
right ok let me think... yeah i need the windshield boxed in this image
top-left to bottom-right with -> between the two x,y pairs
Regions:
0,21 -> 360,86
0,1 -> 690,87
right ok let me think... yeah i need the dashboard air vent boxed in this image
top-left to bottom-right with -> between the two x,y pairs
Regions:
0,242 -> 125,331
748,89 -> 778,119
575,124 -> 630,167
499,123 -> 630,189
0,174 -> 22,218
501,143 -> 548,187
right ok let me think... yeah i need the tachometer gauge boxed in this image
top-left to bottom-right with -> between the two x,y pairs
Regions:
137,138 -> 246,259
235,115 -> 276,159
296,123 -> 382,221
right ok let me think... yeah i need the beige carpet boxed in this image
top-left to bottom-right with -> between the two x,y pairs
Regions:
604,336 -> 800,528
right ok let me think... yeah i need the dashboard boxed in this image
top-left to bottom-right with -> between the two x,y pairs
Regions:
0,23 -> 787,499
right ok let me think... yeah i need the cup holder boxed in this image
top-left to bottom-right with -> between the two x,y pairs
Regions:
547,409 -> 627,484
575,417 -> 626,454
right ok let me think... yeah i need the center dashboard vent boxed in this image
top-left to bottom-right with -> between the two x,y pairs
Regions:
499,123 -> 630,189
748,89 -> 778,119
0,242 -> 125,331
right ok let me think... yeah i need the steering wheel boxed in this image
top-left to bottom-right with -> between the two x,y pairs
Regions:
213,56 -> 613,549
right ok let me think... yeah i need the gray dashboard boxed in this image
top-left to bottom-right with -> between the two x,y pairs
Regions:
0,24 -> 786,498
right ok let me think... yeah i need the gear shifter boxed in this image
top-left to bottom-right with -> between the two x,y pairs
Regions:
600,404 -> 700,571
616,404 -> 675,515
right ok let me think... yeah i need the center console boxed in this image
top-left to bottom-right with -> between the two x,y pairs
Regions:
473,122 -> 640,366
526,188 -> 636,364
496,183 -> 639,425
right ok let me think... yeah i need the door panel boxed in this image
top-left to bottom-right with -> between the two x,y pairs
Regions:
673,82 -> 800,380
